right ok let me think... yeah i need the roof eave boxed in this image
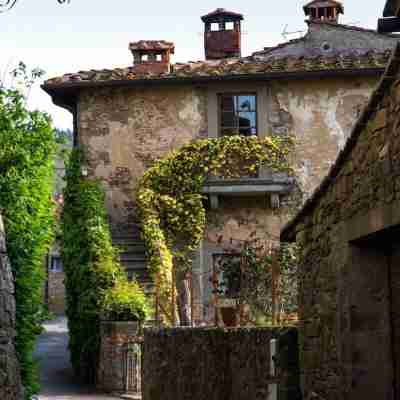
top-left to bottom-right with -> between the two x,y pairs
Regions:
42,67 -> 385,98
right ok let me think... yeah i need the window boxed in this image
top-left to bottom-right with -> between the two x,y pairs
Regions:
211,22 -> 220,31
50,256 -> 63,272
219,94 -> 257,137
225,21 -> 234,30
213,254 -> 242,299
156,54 -> 162,61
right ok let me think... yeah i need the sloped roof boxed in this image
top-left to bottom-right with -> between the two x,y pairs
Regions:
129,40 -> 175,53
43,50 -> 391,87
43,22 -> 398,95
281,42 -> 400,242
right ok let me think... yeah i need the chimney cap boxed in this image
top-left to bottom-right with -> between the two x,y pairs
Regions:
303,0 -> 344,15
201,8 -> 244,23
129,40 -> 175,54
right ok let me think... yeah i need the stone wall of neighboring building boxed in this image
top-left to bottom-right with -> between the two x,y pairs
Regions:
281,46 -> 400,399
143,327 -> 300,400
0,215 -> 23,400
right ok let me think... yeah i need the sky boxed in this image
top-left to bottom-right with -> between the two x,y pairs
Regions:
0,0 -> 386,129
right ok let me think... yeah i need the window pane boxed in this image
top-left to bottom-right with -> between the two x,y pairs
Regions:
238,111 -> 256,129
220,95 -> 235,111
238,95 -> 256,112
221,112 -> 237,127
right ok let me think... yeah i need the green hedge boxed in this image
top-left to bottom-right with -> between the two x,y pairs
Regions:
0,86 -> 56,398
61,149 -> 149,382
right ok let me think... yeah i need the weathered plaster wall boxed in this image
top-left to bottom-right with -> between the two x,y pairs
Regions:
0,215 -> 23,400
78,85 -> 208,232
283,64 -> 400,399
269,76 -> 377,198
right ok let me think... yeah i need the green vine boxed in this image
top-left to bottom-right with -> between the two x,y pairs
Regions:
0,71 -> 56,398
61,149 -> 150,382
136,135 -> 293,324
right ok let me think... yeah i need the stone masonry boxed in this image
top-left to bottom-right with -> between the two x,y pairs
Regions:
0,215 -> 23,400
281,43 -> 400,399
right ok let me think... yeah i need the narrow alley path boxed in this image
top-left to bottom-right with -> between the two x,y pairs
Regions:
34,316 -> 123,400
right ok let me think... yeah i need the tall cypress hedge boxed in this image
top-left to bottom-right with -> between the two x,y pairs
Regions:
61,149 -> 150,382
0,85 -> 56,398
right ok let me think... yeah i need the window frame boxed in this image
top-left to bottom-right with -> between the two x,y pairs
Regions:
217,92 -> 258,137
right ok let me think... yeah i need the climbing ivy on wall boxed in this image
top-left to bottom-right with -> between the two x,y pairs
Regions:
61,149 -> 150,383
136,135 -> 294,324
0,72 -> 56,398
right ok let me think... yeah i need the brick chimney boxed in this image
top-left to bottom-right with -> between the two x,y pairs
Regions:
303,0 -> 344,23
201,8 -> 243,60
129,40 -> 175,74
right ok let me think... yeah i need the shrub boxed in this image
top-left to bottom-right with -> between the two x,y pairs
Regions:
102,280 -> 151,321
61,149 -> 149,382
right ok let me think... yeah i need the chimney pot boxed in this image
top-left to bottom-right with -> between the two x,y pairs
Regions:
303,0 -> 344,23
201,8 -> 244,60
129,40 -> 175,74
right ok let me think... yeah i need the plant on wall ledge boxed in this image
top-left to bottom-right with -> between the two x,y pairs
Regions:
136,135 -> 294,325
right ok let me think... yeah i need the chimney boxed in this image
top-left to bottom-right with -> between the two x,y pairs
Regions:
303,0 -> 344,23
201,8 -> 244,60
129,40 -> 175,74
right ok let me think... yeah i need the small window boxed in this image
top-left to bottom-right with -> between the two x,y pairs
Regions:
141,54 -> 148,62
50,256 -> 63,272
156,54 -> 162,61
225,21 -> 234,30
213,254 -> 241,298
211,22 -> 220,31
219,93 -> 257,137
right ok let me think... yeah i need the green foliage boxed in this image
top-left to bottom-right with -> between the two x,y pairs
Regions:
61,149 -> 149,382
0,74 -> 56,397
102,280 -> 151,321
136,135 -> 293,324
217,240 -> 299,325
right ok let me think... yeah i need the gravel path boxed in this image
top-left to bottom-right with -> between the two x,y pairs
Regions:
34,316 -> 124,400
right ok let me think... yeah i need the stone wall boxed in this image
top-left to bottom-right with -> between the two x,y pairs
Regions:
77,85 -> 208,234
281,50 -> 400,399
97,321 -> 142,394
0,215 -> 23,400
47,270 -> 66,315
143,327 -> 301,400
76,77 -> 377,234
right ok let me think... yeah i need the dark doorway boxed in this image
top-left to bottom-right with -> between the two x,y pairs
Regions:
349,231 -> 400,399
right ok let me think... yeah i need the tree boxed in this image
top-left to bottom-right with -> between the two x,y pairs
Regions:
0,0 -> 70,13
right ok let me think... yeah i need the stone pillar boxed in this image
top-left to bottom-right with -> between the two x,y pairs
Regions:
0,215 -> 23,400
97,321 -> 142,395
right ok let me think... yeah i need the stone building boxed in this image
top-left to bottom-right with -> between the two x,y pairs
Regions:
43,3 -> 398,323
0,215 -> 23,400
281,37 -> 400,398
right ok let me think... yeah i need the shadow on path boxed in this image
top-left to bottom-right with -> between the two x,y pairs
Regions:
34,316 -> 121,400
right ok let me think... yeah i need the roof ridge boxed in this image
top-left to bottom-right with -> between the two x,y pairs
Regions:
280,42 -> 400,241
309,20 -> 400,37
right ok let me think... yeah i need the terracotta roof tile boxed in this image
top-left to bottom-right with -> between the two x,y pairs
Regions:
44,50 -> 392,87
